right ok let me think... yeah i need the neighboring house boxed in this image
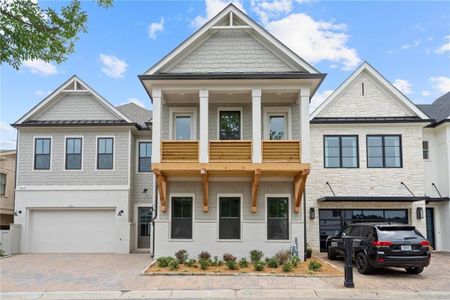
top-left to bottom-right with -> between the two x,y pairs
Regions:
308,62 -> 433,252
12,77 -> 153,253
418,92 -> 450,251
0,150 -> 16,229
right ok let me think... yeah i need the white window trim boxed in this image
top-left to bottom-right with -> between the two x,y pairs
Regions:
64,136 -> 84,171
169,193 -> 195,242
216,193 -> 243,242
134,203 -> 153,250
169,107 -> 198,140
263,106 -> 292,140
265,193 -> 292,242
95,136 -> 115,171
217,107 -> 244,140
136,139 -> 152,174
32,136 -> 53,171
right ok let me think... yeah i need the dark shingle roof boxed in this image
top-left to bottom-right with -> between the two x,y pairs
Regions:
310,116 -> 428,124
418,92 -> 450,125
116,103 -> 152,129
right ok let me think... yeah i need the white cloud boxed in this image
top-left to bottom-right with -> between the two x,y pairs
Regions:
34,90 -> 52,97
148,17 -> 164,40
386,39 -> 422,54
266,14 -> 361,70
430,76 -> 450,94
434,35 -> 450,54
393,79 -> 413,95
310,89 -> 334,112
421,90 -> 431,97
99,54 -> 128,79
0,122 -> 16,149
191,0 -> 245,28
119,98 -> 147,108
250,0 -> 293,24
22,59 -> 58,76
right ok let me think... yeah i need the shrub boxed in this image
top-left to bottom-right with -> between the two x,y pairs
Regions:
254,260 -> 265,271
0,249 -> 4,257
199,258 -> 209,270
266,257 -> 279,268
306,244 -> 313,258
198,251 -> 211,261
175,249 -> 188,264
308,260 -> 322,271
185,259 -> 196,267
211,256 -> 219,266
275,249 -> 291,265
156,256 -> 173,268
239,257 -> 249,268
250,250 -> 264,263
169,259 -> 180,271
282,261 -> 294,272
223,253 -> 236,263
290,256 -> 300,268
226,260 -> 238,270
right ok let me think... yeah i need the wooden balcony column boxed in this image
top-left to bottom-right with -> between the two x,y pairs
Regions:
294,169 -> 310,213
251,169 -> 261,213
201,168 -> 208,212
154,169 -> 167,212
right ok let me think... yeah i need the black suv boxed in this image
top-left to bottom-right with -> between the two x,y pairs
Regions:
326,223 -> 431,274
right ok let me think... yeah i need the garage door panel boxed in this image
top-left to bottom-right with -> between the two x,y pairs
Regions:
29,209 -> 115,253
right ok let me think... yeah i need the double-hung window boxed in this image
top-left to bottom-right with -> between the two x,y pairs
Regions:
65,138 -> 82,170
324,136 -> 359,168
267,197 -> 289,240
0,173 -> 6,195
171,197 -> 193,239
422,141 -> 430,160
138,142 -> 152,172
219,110 -> 241,140
367,135 -> 402,168
34,138 -> 51,170
219,196 -> 241,240
97,137 -> 114,170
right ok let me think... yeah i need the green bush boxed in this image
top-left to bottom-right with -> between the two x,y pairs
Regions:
239,257 -> 249,268
290,256 -> 300,268
169,259 -> 180,271
250,250 -> 264,263
226,260 -> 238,270
185,259 -> 196,267
199,258 -> 209,270
211,256 -> 219,266
156,256 -> 173,268
0,249 -> 4,257
198,251 -> 211,261
266,257 -> 279,268
223,253 -> 236,263
175,249 -> 188,264
275,249 -> 291,265
254,260 -> 265,271
282,261 -> 294,272
308,260 -> 322,271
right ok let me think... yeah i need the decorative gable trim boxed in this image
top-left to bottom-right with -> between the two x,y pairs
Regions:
310,62 -> 429,120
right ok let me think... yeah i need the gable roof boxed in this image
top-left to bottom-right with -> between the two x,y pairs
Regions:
310,62 -> 429,120
116,102 -> 152,129
418,92 -> 450,126
14,75 -> 133,125
144,4 -> 319,75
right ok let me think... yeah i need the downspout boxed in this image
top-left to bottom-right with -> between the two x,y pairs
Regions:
303,190 -> 307,260
150,178 -> 158,258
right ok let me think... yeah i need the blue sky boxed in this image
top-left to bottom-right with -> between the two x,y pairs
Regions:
1,0 -> 450,149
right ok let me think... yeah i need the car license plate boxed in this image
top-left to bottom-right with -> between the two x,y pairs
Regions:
401,245 -> 412,251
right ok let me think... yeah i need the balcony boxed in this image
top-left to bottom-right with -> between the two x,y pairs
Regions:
209,140 -> 252,162
161,141 -> 198,162
262,140 -> 301,162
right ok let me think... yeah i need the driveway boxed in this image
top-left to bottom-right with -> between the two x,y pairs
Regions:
1,252 -> 450,293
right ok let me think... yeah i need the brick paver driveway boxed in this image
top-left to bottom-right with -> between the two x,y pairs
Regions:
1,252 -> 449,293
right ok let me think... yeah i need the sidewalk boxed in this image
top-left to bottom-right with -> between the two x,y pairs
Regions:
2,289 -> 450,300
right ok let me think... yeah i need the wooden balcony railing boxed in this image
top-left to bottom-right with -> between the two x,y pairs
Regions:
161,141 -> 199,162
262,140 -> 300,162
209,140 -> 252,162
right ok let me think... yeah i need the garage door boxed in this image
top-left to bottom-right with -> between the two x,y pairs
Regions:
29,209 -> 115,253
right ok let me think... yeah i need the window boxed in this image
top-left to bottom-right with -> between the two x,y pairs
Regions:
423,141 -> 429,160
219,110 -> 241,140
219,197 -> 240,240
174,115 -> 192,140
34,138 -> 51,170
138,142 -> 152,172
65,138 -> 82,170
0,173 -> 6,195
324,136 -> 359,168
97,137 -> 114,170
367,135 -> 402,168
269,115 -> 286,140
171,197 -> 192,239
267,197 -> 289,240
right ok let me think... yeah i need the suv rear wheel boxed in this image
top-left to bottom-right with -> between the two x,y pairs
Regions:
405,267 -> 424,274
327,246 -> 337,260
355,252 -> 373,274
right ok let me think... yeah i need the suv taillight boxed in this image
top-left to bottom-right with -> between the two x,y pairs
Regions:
420,240 -> 430,246
372,240 -> 393,247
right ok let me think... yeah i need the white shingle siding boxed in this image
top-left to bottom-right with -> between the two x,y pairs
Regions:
165,29 -> 295,73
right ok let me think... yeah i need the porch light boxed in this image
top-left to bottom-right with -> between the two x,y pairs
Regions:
117,209 -> 124,216
143,188 -> 148,193
14,210 -> 22,216
309,207 -> 315,219
416,207 -> 424,220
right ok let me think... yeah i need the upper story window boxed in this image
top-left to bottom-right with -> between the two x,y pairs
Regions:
269,115 -> 286,140
34,138 -> 51,170
97,137 -> 114,170
367,135 -> 402,168
324,135 -> 359,168
219,110 -> 241,140
263,107 -> 291,140
0,173 -> 6,195
138,142 -> 152,172
422,141 -> 430,160
65,138 -> 82,170
174,115 -> 192,140
170,107 -> 197,140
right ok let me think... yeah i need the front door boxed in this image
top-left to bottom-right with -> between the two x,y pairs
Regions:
138,207 -> 152,249
426,207 -> 436,249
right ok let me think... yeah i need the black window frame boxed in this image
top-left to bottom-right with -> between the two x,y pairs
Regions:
34,138 -> 51,170
65,137 -> 82,170
366,135 -> 403,168
171,196 -> 193,239
267,197 -> 289,240
218,196 -> 241,240
219,110 -> 241,140
422,140 -> 430,160
97,137 -> 114,170
323,135 -> 359,168
0,173 -> 6,195
138,141 -> 152,173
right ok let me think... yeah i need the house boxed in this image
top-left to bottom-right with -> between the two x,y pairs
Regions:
0,150 -> 16,230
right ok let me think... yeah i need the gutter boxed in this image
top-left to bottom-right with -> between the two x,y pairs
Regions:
150,178 -> 158,258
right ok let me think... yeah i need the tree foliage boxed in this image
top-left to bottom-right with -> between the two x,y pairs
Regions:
0,0 -> 112,69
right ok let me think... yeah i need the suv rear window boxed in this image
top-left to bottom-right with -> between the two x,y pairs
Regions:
377,226 -> 424,240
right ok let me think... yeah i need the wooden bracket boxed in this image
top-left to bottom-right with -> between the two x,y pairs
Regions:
201,168 -> 208,212
294,169 -> 310,213
251,169 -> 261,213
154,169 -> 167,212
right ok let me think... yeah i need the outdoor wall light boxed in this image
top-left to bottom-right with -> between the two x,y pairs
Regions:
14,210 -> 22,216
143,188 -> 148,193
309,207 -> 315,220
416,207 -> 424,220
117,209 -> 124,216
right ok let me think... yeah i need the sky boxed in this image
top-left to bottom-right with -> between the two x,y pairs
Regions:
1,0 -> 450,149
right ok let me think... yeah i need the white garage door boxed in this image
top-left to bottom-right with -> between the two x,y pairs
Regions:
29,209 -> 115,253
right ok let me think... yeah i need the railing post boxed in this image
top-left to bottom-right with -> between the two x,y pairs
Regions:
199,89 -> 209,163
252,89 -> 262,163
152,88 -> 162,163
